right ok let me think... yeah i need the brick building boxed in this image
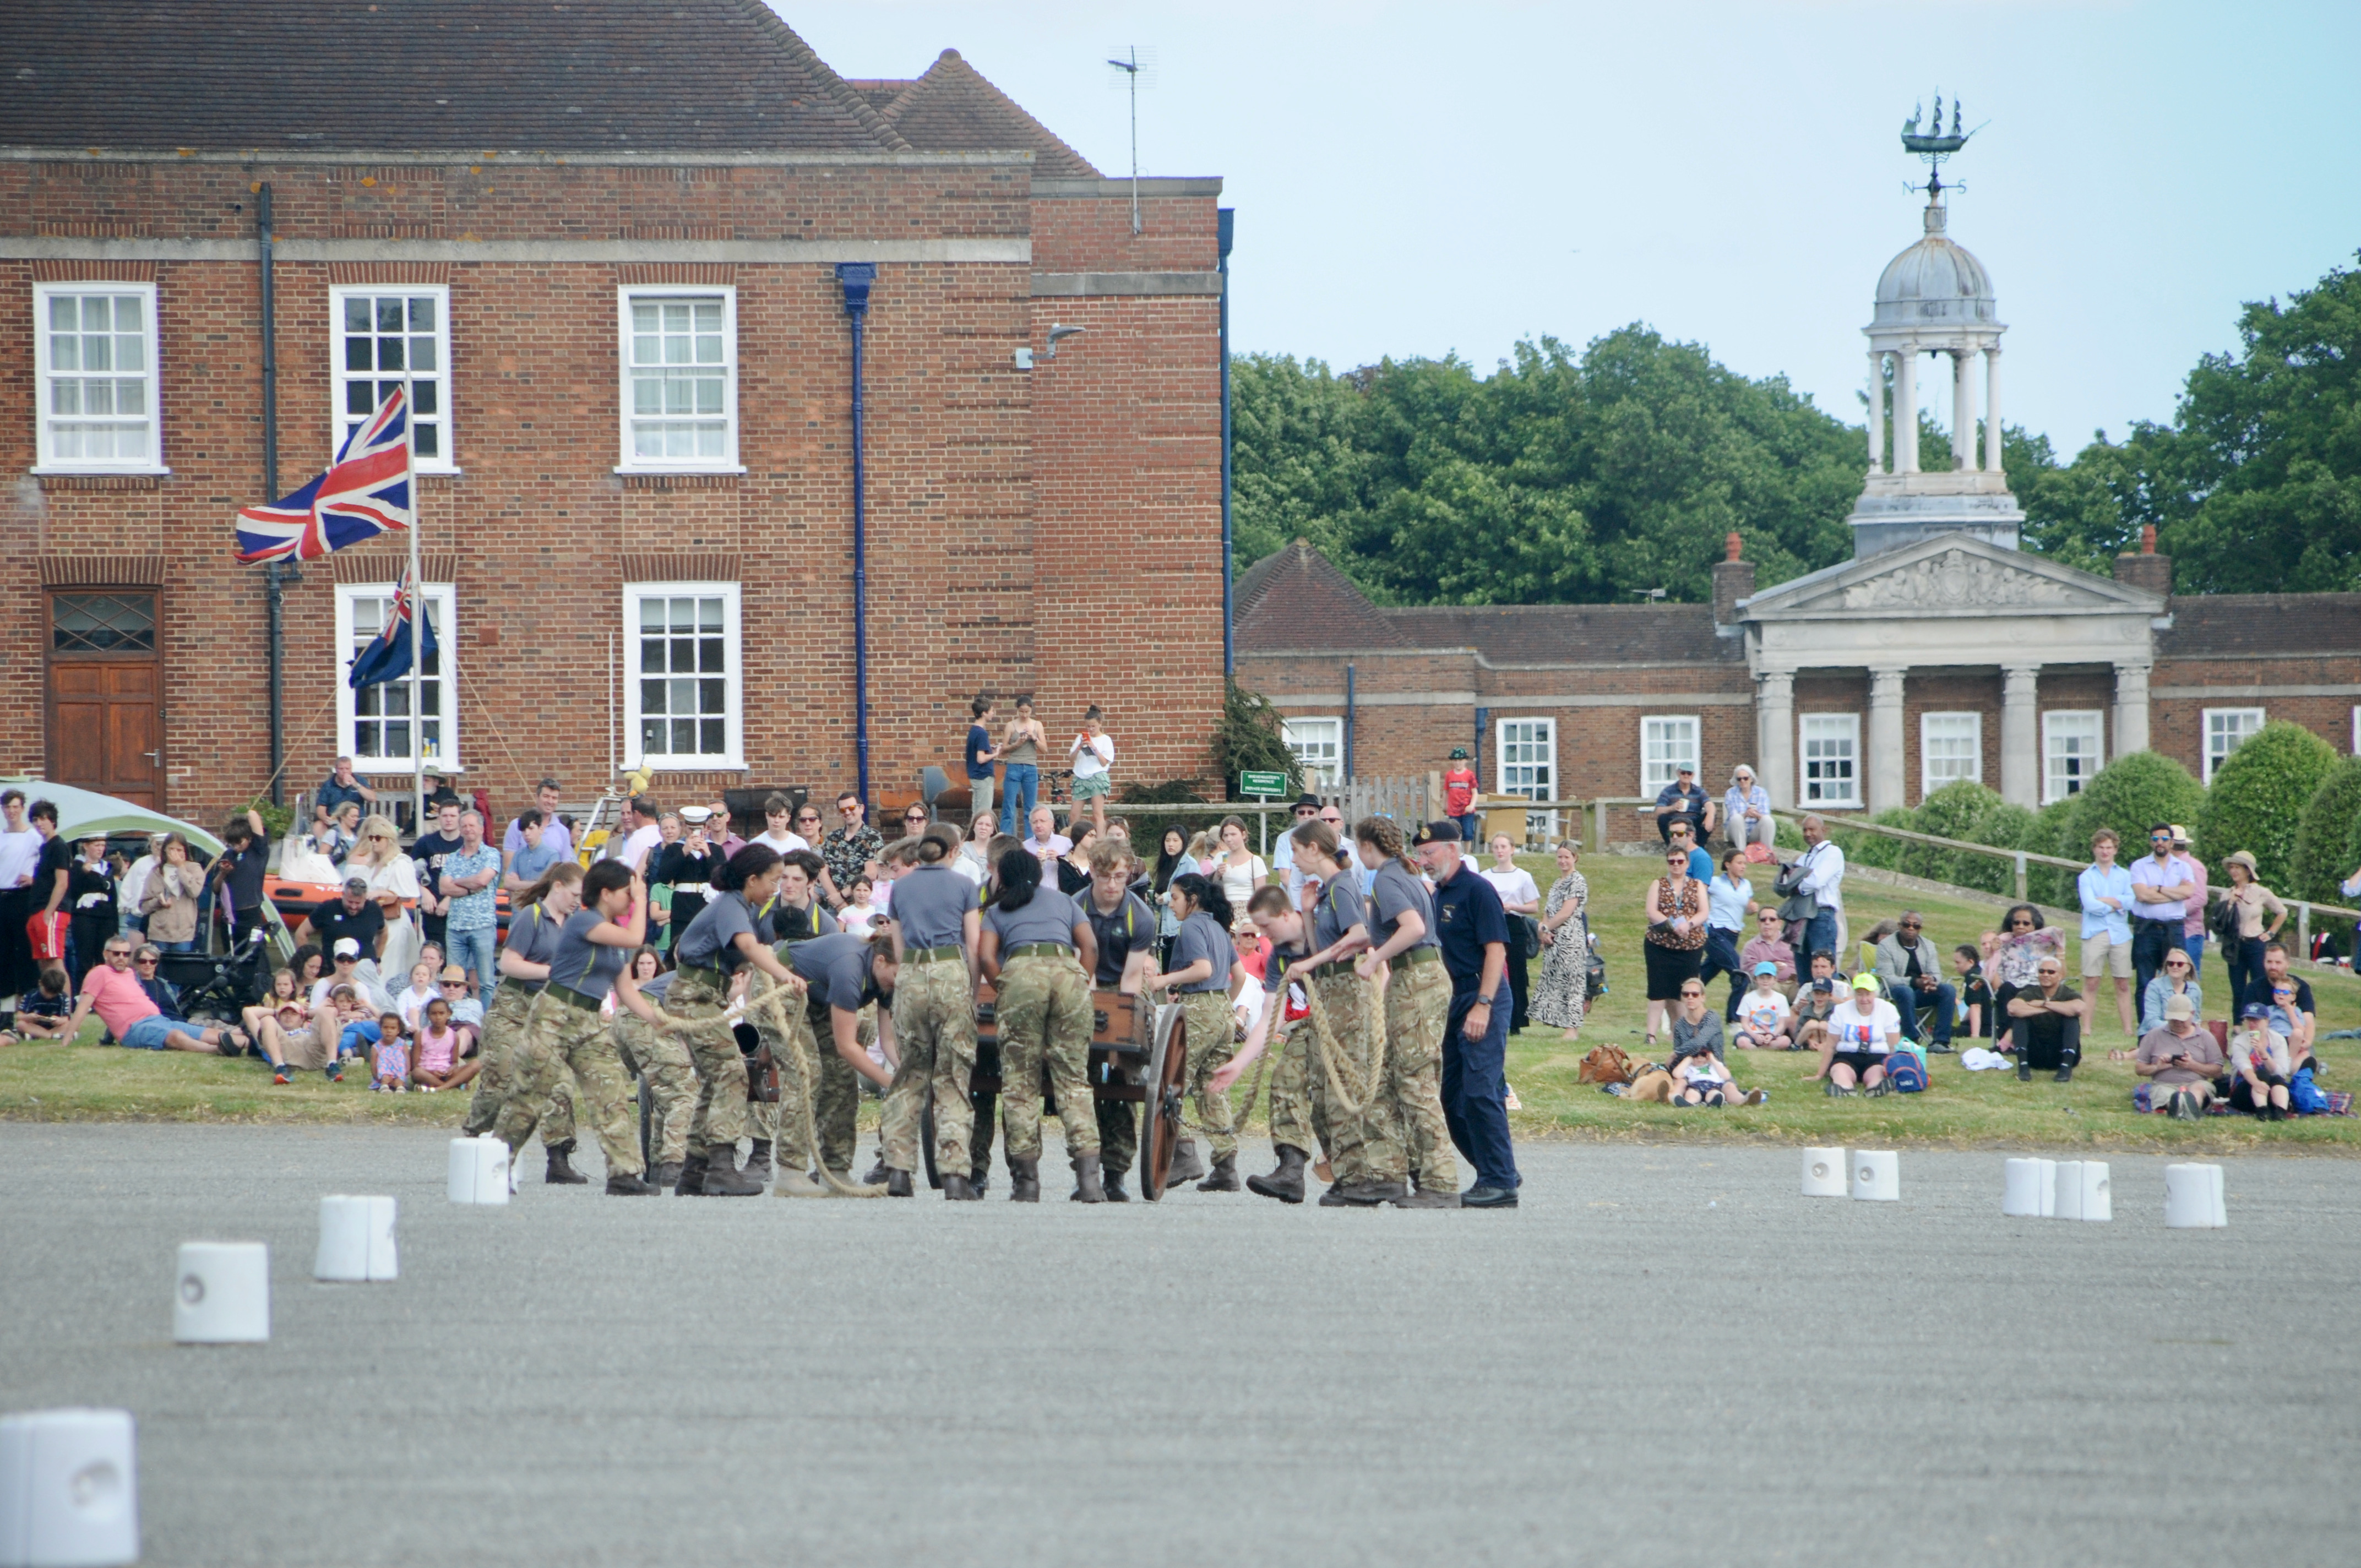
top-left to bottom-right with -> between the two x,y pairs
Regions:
1239,187 -> 2361,833
2,0 -> 1227,818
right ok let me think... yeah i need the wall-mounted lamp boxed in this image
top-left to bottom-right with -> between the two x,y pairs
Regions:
1045,324 -> 1086,358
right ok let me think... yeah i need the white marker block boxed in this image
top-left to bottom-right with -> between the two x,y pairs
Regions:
171,1242 -> 268,1345
447,1137 -> 510,1206
1849,1149 -> 1899,1201
0,1408 -> 139,1568
2166,1163 -> 2226,1228
313,1197 -> 398,1283
2001,1157 -> 2047,1217
2055,1161 -> 2110,1222
1800,1147 -> 1848,1198
2035,1157 -> 2059,1218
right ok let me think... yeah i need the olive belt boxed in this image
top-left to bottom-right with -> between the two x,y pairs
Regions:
906,945 -> 964,965
1004,943 -> 1073,960
1396,946 -> 1440,968
548,984 -> 603,1012
674,963 -> 727,988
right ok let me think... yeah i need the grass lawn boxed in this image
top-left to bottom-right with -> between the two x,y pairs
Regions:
6,850 -> 2357,1152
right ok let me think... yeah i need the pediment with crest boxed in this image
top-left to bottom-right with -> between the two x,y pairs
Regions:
1745,535 -> 2164,620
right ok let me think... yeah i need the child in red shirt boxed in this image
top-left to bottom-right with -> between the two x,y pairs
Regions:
1443,747 -> 1481,843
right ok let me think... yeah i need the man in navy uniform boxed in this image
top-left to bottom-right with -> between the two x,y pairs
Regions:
1413,820 -> 1520,1208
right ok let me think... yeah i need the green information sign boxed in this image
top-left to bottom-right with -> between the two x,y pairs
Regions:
1238,770 -> 1287,798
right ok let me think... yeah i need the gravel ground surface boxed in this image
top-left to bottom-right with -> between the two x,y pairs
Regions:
2,1123 -> 2356,1566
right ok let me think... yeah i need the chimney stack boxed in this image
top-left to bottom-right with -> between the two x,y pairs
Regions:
1712,532 -> 1756,633
2112,523 -> 2173,598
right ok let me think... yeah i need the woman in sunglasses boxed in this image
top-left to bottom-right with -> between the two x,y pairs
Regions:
1979,903 -> 2064,1026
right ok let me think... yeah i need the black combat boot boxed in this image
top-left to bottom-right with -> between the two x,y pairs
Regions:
885,1168 -> 914,1197
544,1140 -> 590,1185
940,1172 -> 981,1201
649,1161 -> 683,1190
743,1139 -> 774,1184
701,1146 -> 763,1196
1166,1137 -> 1206,1185
673,1152 -> 709,1196
1069,1152 -> 1105,1203
1196,1151 -> 1241,1192
606,1172 -> 656,1195
863,1155 -> 890,1185
1101,1167 -> 1130,1202
1247,1144 -> 1308,1204
1008,1156 -> 1041,1202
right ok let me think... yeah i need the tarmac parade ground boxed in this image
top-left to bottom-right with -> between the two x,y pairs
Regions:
3,1123 -> 2357,1566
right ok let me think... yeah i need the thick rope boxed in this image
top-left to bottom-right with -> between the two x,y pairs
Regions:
1301,973 -> 1386,1121
662,979 -> 885,1197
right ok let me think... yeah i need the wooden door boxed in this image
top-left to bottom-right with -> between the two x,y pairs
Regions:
47,591 -> 164,808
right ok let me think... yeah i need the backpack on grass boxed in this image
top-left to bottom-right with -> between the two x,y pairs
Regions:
1885,1044 -> 1929,1094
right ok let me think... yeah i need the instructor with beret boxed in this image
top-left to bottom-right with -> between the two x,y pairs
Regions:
1412,820 -> 1520,1208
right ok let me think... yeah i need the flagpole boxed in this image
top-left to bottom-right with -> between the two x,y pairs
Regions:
406,375 -> 423,842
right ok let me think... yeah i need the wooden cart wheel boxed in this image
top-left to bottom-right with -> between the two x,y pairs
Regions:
1141,1001 -> 1188,1201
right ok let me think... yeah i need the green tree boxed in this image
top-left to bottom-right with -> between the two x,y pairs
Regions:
2291,755 -> 2361,906
2058,752 -> 2207,864
1213,677 -> 1303,799
2194,720 -> 2341,890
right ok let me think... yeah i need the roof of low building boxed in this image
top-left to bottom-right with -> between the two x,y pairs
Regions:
851,50 -> 1101,178
1383,603 -> 1732,666
1,0 -> 916,154
1232,542 -> 1408,652
2156,592 -> 2361,661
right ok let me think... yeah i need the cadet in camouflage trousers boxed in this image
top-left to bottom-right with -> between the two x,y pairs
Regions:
493,990 -> 645,1179
1381,952 -> 1459,1193
882,955 -> 976,1175
1306,969 -> 1404,1186
611,1008 -> 698,1168
463,980 -> 576,1145
995,952 -> 1100,1162
671,966 -> 747,1159
749,968 -> 864,1178
1260,1012 -> 1325,1163
1177,988 -> 1241,1160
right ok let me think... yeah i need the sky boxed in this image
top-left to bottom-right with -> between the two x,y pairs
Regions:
786,1 -> 2361,456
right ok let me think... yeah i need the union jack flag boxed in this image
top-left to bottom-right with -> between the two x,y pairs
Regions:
347,568 -> 438,690
233,386 -> 414,563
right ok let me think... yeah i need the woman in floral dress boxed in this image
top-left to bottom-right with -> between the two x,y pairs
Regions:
1532,841 -> 1591,1038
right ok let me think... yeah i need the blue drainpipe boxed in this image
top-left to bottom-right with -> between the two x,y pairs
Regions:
1344,662 -> 1356,781
838,263 -> 876,804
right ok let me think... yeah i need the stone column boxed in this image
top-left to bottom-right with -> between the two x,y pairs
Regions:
1982,346 -> 2003,472
1866,351 -> 1884,473
2001,663 -> 2042,809
2113,662 -> 2152,758
1952,349 -> 1977,471
1868,666 -> 1908,813
1756,669 -> 1796,812
1895,351 -> 1918,473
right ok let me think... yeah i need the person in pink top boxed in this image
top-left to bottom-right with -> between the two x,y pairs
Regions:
64,933 -> 247,1054
2172,825 -> 2210,978
410,996 -> 479,1092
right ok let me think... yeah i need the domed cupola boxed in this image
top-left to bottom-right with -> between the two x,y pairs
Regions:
1846,100 -> 2023,559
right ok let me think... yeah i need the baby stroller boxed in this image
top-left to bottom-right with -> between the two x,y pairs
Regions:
159,924 -> 271,1031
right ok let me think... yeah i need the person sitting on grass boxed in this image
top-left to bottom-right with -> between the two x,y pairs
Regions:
2006,956 -> 2090,1084
257,997 -> 324,1084
241,967 -> 302,1048
329,991 -> 379,1082
1667,979 -> 1726,1071
437,964 -> 485,1054
369,1013 -> 410,1093
1732,962 -> 1792,1050
1820,973 -> 1900,1098
2134,993 -> 2224,1121
1955,944 -> 1995,1041
395,960 -> 439,1033
1676,1050 -> 1767,1107
410,997 -> 478,1093
1783,952 -> 1843,1052
61,936 -> 249,1057
11,965 -> 76,1040
2226,1002 -> 2293,1121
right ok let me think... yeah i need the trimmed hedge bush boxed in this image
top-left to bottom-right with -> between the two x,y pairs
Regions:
2060,752 -> 2206,865
2196,720 -> 2340,890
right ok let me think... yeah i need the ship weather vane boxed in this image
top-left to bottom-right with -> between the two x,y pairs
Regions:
1901,92 -> 1984,199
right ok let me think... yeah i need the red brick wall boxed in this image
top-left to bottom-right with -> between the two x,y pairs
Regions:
1,157 -> 1224,823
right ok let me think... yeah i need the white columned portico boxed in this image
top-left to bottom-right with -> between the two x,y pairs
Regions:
2001,663 -> 2042,808
1866,351 -> 1884,472
1868,666 -> 1908,813
1756,670 -> 1796,811
1982,347 -> 2002,472
1952,350 -> 1977,471
2113,662 -> 2152,758
1894,352 -> 1919,473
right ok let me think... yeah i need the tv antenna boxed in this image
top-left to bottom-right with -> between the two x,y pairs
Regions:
1630,586 -> 1667,603
1105,45 -> 1157,234
1900,91 -> 1986,202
